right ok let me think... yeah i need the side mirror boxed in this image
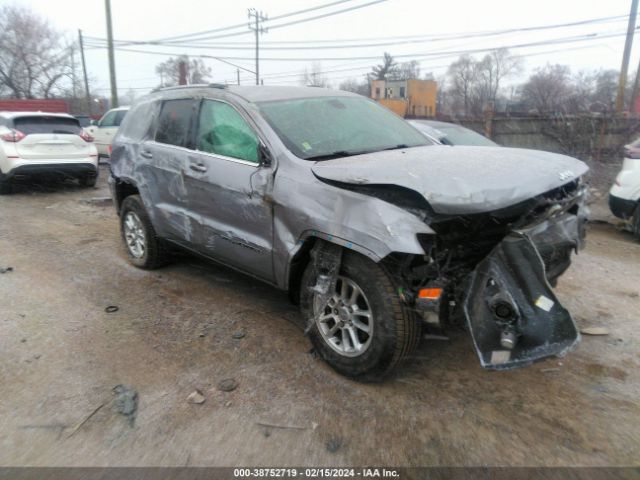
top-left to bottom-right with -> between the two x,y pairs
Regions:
258,143 -> 272,167
90,120 -> 99,126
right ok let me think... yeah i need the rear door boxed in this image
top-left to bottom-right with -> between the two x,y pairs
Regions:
13,116 -> 93,160
185,98 -> 274,281
139,98 -> 200,244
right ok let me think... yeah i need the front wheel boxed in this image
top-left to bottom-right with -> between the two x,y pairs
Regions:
300,250 -> 421,381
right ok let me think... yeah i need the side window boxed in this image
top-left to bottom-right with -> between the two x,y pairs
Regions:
99,110 -> 117,127
114,110 -> 127,126
196,100 -> 259,163
155,99 -> 197,148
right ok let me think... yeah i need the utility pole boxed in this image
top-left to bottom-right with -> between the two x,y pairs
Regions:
248,8 -> 268,85
105,0 -> 119,108
78,30 -> 92,116
616,0 -> 639,112
631,58 -> 640,113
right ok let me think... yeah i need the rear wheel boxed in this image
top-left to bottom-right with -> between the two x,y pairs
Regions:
79,170 -> 98,187
632,204 -> 640,241
300,250 -> 421,381
120,195 -> 171,269
0,173 -> 11,195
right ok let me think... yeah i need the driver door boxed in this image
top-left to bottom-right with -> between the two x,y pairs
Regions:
185,99 -> 274,282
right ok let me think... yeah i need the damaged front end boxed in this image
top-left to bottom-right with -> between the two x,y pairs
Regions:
397,179 -> 588,370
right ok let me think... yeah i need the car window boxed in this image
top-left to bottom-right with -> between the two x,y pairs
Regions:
99,110 -> 118,127
13,116 -> 81,135
258,96 -> 429,160
196,100 -> 259,163
113,110 -> 127,127
155,99 -> 197,149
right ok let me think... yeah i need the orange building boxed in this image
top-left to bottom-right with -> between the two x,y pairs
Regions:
371,78 -> 437,118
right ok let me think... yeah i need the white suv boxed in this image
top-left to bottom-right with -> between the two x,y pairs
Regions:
0,112 -> 98,194
86,106 -> 129,158
609,140 -> 640,240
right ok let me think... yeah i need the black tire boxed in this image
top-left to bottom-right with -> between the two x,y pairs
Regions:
0,174 -> 11,195
79,170 -> 98,187
300,250 -> 421,381
633,204 -> 640,241
120,195 -> 171,269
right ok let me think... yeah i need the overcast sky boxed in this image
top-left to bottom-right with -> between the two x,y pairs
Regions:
2,0 -> 638,101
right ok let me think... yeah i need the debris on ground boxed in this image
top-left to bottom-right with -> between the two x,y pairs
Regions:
113,385 -> 138,427
540,367 -> 561,373
84,197 -> 113,207
581,327 -> 610,336
0,266 -> 13,274
326,437 -> 344,453
256,421 -> 309,431
105,306 -> 119,313
67,403 -> 105,438
232,331 -> 246,339
217,378 -> 238,392
187,389 -> 205,404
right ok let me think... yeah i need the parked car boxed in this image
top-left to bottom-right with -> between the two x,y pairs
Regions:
86,106 -> 129,158
609,139 -> 640,239
0,111 -> 98,193
74,115 -> 92,128
109,85 -> 588,380
409,119 -> 498,146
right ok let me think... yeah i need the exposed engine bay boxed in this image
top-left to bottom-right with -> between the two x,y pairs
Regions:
383,178 -> 588,369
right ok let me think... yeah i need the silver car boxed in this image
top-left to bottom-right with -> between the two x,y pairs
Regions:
109,85 -> 588,380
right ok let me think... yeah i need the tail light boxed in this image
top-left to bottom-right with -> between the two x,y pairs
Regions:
79,130 -> 94,142
107,145 -> 113,155
0,129 -> 26,142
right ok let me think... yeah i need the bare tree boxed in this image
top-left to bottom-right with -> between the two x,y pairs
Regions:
391,60 -> 420,80
0,5 -> 72,98
300,62 -> 330,87
592,69 -> 618,112
521,64 -> 572,114
370,52 -> 398,80
155,55 -> 212,87
473,49 -> 523,114
339,77 -> 369,96
447,55 -> 477,116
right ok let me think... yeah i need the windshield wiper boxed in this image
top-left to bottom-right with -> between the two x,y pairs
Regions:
307,150 -> 367,161
383,144 -> 409,151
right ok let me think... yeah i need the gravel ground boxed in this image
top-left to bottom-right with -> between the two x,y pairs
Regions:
0,165 -> 638,467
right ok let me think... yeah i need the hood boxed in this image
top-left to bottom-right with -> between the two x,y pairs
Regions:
311,145 -> 588,215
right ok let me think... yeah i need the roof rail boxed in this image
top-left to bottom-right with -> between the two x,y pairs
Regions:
208,83 -> 228,89
152,83 -> 210,93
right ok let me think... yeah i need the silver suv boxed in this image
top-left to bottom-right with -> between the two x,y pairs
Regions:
109,85 -> 588,380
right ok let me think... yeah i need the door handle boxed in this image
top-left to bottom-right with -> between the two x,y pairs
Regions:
189,163 -> 207,173
140,150 -> 153,159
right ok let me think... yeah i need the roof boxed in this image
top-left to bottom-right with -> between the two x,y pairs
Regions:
108,106 -> 130,112
152,84 -> 356,103
0,111 -> 75,119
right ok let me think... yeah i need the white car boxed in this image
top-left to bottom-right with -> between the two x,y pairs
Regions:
609,141 -> 640,239
86,106 -> 129,158
0,111 -> 98,194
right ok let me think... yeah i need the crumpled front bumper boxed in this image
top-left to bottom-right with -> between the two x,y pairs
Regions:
463,210 -> 585,370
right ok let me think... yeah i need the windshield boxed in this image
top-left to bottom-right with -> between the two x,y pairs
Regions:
257,96 -> 430,160
13,116 -> 81,135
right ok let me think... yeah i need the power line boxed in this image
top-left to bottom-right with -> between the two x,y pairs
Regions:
94,28 -> 632,63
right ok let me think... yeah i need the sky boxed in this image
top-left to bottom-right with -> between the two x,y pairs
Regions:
2,0 -> 639,101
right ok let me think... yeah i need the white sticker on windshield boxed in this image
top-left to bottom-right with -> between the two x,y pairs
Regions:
535,295 -> 555,312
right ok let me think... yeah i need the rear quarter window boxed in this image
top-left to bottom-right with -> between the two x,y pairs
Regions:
155,99 -> 198,148
13,116 -> 81,135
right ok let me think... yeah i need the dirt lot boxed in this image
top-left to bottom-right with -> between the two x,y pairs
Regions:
0,165 -> 638,467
